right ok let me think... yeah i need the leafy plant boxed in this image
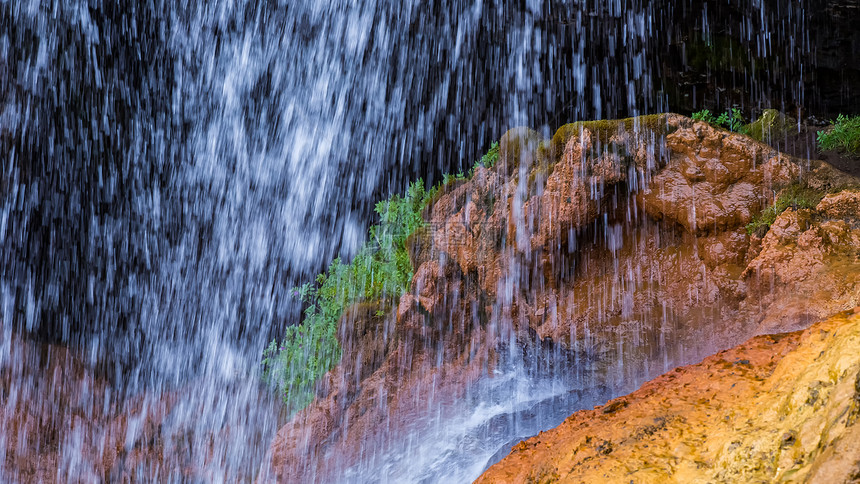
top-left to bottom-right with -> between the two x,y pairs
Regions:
691,109 -> 718,124
443,171 -> 467,185
262,179 -> 436,412
692,108 -> 748,134
475,141 -> 500,170
817,114 -> 860,155
745,183 -> 824,235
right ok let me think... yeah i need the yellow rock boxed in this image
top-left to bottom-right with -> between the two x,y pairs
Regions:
477,311 -> 860,484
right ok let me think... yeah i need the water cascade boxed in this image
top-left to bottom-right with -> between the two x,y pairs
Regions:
1,0 -> 858,482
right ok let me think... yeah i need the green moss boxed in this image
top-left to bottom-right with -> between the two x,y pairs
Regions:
499,127 -> 542,175
744,109 -> 798,142
515,114 -> 669,201
620,113 -> 667,133
745,183 -> 825,236
549,114 -> 669,163
549,120 -> 620,155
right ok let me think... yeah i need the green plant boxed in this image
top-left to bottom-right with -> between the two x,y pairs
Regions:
745,183 -> 824,235
817,114 -> 860,155
443,171 -> 467,185
262,179 -> 436,412
441,141 -> 501,183
691,109 -> 718,124
474,141 -> 500,170
691,108 -> 748,134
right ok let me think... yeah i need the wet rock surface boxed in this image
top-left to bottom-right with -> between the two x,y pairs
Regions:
262,115 -> 860,482
4,0 -> 859,480
0,331 -> 278,482
477,311 -> 860,484
639,120 -> 799,234
0,334 -> 186,482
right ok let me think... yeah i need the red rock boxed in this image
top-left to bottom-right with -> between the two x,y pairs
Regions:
640,121 -> 799,234
262,115 -> 860,482
816,189 -> 860,218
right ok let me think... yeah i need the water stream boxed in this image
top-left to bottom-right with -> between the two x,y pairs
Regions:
1,0 -> 856,482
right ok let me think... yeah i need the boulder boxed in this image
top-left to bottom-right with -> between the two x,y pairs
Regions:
639,121 -> 800,234
263,116 -> 859,482
744,109 -> 798,142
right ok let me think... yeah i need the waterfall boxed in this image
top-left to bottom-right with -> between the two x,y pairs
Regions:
0,0 -> 853,482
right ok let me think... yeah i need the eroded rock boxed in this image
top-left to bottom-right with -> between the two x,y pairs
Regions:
640,121 -> 800,234
743,207 -> 860,334
817,189 -> 860,219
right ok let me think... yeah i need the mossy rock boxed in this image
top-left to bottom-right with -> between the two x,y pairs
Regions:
745,182 -> 825,236
500,115 -> 676,194
498,127 -> 543,177
744,109 -> 798,142
548,114 -> 669,163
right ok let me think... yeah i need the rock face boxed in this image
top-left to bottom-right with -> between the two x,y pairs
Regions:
0,331 -> 277,482
6,114 -> 854,482
477,310 -> 860,484
743,192 -> 860,335
262,115 -> 860,482
0,335 -> 182,482
639,120 -> 799,234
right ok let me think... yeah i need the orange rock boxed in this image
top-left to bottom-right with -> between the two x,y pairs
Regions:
742,206 -> 860,334
816,189 -> 860,219
477,312 -> 860,484
639,121 -> 799,234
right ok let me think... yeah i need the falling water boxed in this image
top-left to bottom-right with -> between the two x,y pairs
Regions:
1,0 -> 857,482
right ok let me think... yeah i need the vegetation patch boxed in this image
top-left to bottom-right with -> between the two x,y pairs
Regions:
262,180 -> 436,412
263,142 -> 501,412
692,108 -> 748,134
439,142 -> 500,186
549,114 -> 668,161
817,114 -> 860,156
745,183 -> 824,236
474,140 -> 500,171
